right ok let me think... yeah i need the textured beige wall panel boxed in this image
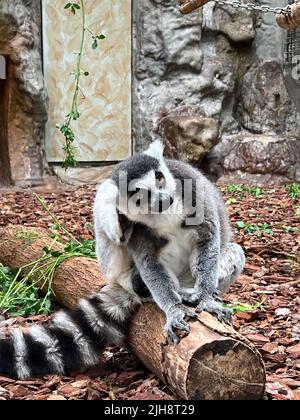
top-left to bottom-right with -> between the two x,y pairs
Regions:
43,0 -> 132,162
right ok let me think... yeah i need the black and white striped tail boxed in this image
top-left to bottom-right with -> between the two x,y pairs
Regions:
0,285 -> 138,379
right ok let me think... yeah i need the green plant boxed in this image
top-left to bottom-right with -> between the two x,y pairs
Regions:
0,262 -> 53,317
226,184 -> 246,194
64,2 -> 81,14
258,222 -> 274,236
249,187 -> 264,198
236,221 -> 274,236
59,1 -> 106,168
287,183 -> 300,199
63,240 -> 96,259
34,193 -> 80,244
0,195 -> 97,317
226,184 -> 264,198
226,300 -> 265,315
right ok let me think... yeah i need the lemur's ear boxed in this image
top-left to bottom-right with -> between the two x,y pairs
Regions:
144,140 -> 164,160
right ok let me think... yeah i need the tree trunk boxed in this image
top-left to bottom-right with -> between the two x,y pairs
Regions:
0,225 -> 266,400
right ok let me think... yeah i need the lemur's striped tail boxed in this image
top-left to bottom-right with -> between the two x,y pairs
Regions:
0,285 -> 138,379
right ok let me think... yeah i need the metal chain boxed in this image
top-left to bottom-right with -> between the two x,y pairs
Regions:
213,0 -> 292,16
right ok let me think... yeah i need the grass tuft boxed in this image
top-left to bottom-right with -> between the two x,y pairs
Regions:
236,221 -> 274,236
287,183 -> 300,199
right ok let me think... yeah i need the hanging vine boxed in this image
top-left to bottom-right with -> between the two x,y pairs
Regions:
59,1 -> 106,169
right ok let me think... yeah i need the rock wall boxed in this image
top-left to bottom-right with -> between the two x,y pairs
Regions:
1,1 -> 299,186
0,0 -> 48,187
133,0 -> 300,184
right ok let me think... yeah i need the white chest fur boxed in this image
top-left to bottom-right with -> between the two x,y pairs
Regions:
150,214 -> 196,287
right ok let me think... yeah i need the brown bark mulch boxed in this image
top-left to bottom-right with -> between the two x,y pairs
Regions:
0,185 -> 299,400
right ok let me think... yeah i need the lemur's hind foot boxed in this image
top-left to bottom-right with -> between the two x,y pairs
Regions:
179,290 -> 232,325
196,296 -> 232,325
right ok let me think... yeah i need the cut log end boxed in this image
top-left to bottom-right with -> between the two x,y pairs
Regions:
129,304 -> 265,400
187,339 -> 265,400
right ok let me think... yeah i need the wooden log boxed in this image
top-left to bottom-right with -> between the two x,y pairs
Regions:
0,225 -> 266,400
0,225 -> 104,308
276,0 -> 300,30
129,304 -> 265,399
178,0 -> 211,15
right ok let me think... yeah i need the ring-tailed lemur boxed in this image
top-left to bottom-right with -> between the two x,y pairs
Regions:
0,141 -> 245,379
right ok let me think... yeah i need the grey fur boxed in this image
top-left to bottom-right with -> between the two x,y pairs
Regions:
94,140 -> 246,342
0,140 -> 245,379
13,330 -> 30,380
0,288 -> 132,379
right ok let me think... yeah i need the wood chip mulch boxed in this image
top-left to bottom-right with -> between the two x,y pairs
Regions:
0,185 -> 299,400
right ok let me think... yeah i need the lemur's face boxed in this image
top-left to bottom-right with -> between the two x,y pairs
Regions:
115,141 -> 176,218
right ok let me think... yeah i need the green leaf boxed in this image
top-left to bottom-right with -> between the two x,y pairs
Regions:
97,34 -> 106,40
226,300 -> 265,315
226,184 -> 245,194
287,183 -> 300,198
64,3 -> 72,9
51,251 -> 63,258
64,243 -> 76,253
249,187 -> 263,198
44,300 -> 52,310
72,111 -> 80,120
92,39 -> 98,50
236,221 -> 246,230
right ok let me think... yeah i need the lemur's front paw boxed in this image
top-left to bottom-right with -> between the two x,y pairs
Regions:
196,296 -> 232,325
165,305 -> 197,344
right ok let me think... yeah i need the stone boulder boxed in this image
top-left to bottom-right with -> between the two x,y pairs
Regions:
0,0 -> 48,187
237,61 -> 300,136
158,106 -> 219,164
134,0 -> 202,81
203,133 -> 300,184
203,2 -> 255,43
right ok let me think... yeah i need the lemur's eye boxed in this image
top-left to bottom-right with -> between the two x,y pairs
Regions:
155,171 -> 165,186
